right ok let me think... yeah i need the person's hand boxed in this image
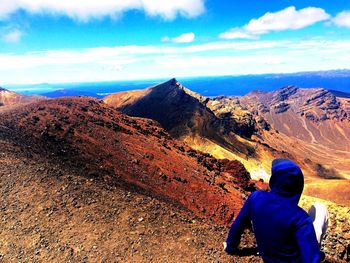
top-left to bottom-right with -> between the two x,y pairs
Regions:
223,243 -> 259,256
223,242 -> 237,255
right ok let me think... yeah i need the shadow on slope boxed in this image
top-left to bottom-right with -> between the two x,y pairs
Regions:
105,78 -> 256,158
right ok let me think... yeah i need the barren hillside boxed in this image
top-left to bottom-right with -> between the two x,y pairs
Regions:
0,96 -> 348,262
104,81 -> 350,207
0,87 -> 45,109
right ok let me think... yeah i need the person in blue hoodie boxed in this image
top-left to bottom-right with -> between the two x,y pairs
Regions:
224,158 -> 328,263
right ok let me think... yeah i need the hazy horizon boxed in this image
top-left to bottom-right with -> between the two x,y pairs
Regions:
3,69 -> 350,97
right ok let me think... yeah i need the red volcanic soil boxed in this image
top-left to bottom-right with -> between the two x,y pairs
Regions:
0,96 -> 348,262
0,97 -> 251,226
0,138 -> 262,262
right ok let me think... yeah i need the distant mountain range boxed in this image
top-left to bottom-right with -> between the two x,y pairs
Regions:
41,89 -> 105,99
179,69 -> 350,96
3,69 -> 350,98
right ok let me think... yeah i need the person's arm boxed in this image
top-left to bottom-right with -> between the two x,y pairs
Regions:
295,216 -> 321,263
224,192 -> 254,255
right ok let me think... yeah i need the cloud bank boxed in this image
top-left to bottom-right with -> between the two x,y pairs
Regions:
0,0 -> 206,21
1,39 -> 350,84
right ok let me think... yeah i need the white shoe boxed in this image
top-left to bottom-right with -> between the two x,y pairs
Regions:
308,202 -> 329,246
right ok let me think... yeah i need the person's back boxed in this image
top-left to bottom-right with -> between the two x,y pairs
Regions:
225,159 -> 322,263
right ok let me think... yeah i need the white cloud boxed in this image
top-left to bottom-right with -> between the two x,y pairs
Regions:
162,32 -> 195,43
219,29 -> 257,40
245,6 -> 330,34
220,6 -> 330,39
0,0 -> 205,21
3,29 -> 22,43
1,39 -> 350,85
333,11 -> 350,28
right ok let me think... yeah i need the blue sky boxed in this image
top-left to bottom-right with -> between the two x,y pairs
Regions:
0,0 -> 350,84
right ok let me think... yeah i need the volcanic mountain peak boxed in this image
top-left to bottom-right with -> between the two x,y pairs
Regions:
156,77 -> 178,88
284,87 -> 348,121
303,88 -> 339,109
144,78 -> 186,94
104,79 -> 219,138
145,78 -> 208,105
266,86 -> 333,105
105,80 -> 278,184
146,78 -> 178,93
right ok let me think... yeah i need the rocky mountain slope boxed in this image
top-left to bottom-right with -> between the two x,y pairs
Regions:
0,95 -> 348,262
104,80 -> 350,207
213,88 -> 350,207
104,79 -> 218,138
0,97 -> 252,225
0,87 -> 44,109
0,136 -> 264,262
239,86 -> 350,176
3,134 -> 347,263
206,86 -> 350,180
104,79 -> 283,180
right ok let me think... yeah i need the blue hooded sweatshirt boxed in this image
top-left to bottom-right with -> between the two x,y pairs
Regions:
225,159 -> 321,263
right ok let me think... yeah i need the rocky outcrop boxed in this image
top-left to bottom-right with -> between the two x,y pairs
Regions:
274,102 -> 290,114
300,88 -> 349,121
206,96 -> 258,138
272,86 -> 298,103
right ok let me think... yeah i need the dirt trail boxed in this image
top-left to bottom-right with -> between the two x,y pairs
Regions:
300,115 -> 317,144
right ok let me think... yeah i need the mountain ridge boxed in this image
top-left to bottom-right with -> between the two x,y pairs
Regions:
104,79 -> 350,207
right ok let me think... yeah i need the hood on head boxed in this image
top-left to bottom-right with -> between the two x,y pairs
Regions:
269,159 -> 304,202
